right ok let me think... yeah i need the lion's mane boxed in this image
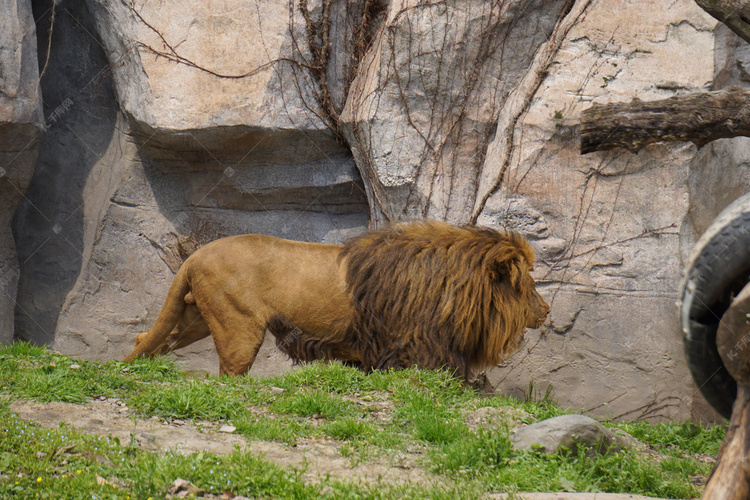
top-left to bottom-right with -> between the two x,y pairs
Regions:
273,220 -> 543,379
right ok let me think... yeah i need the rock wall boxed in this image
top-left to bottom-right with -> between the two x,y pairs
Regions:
2,0 -> 734,421
12,0 -> 367,375
336,0 -> 722,421
0,0 -> 42,344
340,0 -> 569,223
477,1 -> 720,422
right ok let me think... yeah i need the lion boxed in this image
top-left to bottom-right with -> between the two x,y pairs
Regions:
270,221 -> 550,379
123,221 -> 550,377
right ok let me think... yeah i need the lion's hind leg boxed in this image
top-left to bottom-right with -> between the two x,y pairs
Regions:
196,305 -> 266,376
134,330 -> 172,356
132,301 -> 209,357
168,302 -> 210,350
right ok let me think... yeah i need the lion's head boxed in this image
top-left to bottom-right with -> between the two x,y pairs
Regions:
341,220 -> 550,378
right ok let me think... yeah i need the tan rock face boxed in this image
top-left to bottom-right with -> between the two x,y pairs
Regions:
479,0 -> 720,422
87,0 -> 317,131
341,0 -> 570,224
6,0 -> 732,422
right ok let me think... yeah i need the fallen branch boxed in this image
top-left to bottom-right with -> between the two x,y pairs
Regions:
696,0 -> 750,45
580,86 -> 750,154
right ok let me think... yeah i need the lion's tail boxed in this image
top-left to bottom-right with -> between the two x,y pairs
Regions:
122,265 -> 191,362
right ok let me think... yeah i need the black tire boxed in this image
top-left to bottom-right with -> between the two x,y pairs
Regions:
679,193 -> 750,418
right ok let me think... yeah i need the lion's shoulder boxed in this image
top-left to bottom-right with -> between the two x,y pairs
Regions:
341,220 -> 545,376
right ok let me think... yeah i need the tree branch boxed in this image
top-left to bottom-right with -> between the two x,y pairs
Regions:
696,0 -> 750,44
580,86 -> 750,154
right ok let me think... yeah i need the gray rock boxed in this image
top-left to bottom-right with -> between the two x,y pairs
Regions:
12,1 -> 368,374
0,0 -> 43,343
341,0 -> 569,224
510,415 -> 634,456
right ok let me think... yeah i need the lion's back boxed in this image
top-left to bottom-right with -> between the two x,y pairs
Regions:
181,233 -> 350,330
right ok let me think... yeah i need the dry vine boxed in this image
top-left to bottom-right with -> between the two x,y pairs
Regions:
470,0 -> 591,222
294,0 -> 387,138
124,0 -> 384,142
38,0 -> 57,83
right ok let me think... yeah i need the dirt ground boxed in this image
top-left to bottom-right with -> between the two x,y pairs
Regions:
9,397 -> 434,485
9,397 -> 686,499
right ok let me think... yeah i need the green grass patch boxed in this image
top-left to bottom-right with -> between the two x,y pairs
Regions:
490,448 -> 702,499
321,416 -> 376,440
0,341 -> 183,404
129,379 -> 246,420
619,420 -> 725,456
14,369 -> 89,404
270,389 -> 360,420
435,426 -> 514,472
0,342 -> 725,499
392,382 -> 465,445
266,361 -> 372,393
234,413 -> 312,445
0,396 -> 471,499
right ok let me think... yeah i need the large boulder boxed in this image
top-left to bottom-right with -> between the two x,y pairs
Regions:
510,414 -> 637,456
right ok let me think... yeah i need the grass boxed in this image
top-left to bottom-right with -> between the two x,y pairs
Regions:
270,388 -> 361,419
130,379 -> 247,420
0,341 -> 726,499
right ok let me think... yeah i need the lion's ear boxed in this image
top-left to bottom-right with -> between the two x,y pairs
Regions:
494,255 -> 527,290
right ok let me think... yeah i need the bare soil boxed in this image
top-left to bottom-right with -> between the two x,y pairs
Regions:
8,397 -> 691,499
9,397 -> 435,485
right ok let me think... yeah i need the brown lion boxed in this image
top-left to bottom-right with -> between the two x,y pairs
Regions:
271,221 -> 550,379
123,221 -> 549,378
